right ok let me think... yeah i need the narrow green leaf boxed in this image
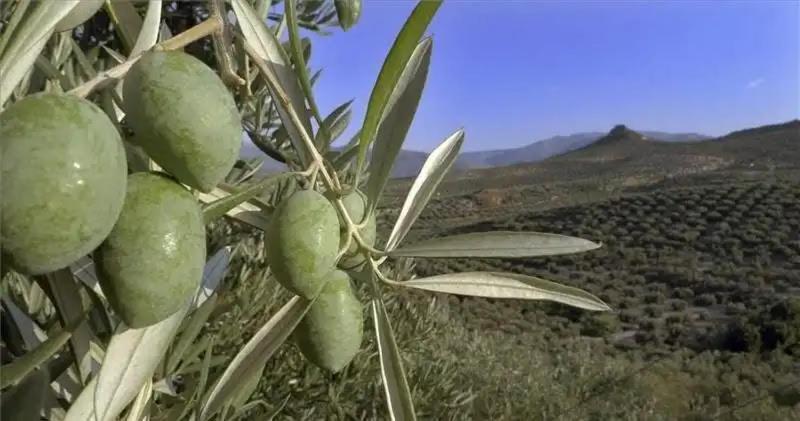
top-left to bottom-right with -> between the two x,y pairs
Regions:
356,0 -> 442,176
63,307 -> 187,421
318,99 -> 353,149
255,0 -> 273,20
286,0 -> 329,150
366,38 -> 432,211
334,0 -> 361,31
54,0 -> 104,32
399,272 -> 612,312
105,0 -> 143,53
197,337 -> 215,400
199,296 -> 313,420
193,246 -> 231,309
34,54 -> 73,90
226,352 -> 268,413
310,68 -> 323,86
1,296 -> 48,348
0,1 -> 79,107
233,0 -> 314,167
385,129 -> 464,251
0,366 -> 49,421
373,296 -> 416,421
129,0 -> 162,57
0,314 -> 84,389
46,269 -> 98,384
389,232 -> 602,258
0,0 -> 31,59
168,295 -> 219,373
201,173 -> 294,225
124,379 -> 153,421
330,130 -> 362,168
316,99 -> 354,148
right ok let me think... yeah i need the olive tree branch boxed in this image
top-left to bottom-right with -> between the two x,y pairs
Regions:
208,0 -> 246,87
68,18 -> 222,98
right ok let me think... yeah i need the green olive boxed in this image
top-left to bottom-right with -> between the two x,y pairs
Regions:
293,270 -> 363,372
123,51 -> 241,192
266,189 -> 339,299
0,93 -> 127,275
334,191 -> 377,269
96,172 -> 205,328
334,0 -> 362,31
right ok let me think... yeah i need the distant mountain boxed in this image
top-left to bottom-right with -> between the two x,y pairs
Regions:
421,120 -> 800,196
390,129 -> 711,178
455,132 -> 605,169
240,128 -> 715,178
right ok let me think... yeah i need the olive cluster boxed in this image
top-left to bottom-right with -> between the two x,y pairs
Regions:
1,50 -> 241,328
2,46 -> 376,372
266,188 -> 377,372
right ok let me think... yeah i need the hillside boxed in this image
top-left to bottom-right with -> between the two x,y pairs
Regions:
239,128 -> 714,178
363,115 -> 800,419
384,119 -> 799,201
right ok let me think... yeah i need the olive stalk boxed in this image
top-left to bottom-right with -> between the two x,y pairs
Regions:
68,17 -> 222,98
208,0 -> 245,88
243,40 -> 381,260
369,257 -> 399,285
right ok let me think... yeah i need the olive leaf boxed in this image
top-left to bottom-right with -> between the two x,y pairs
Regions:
385,129 -> 465,251
193,246 -> 231,309
285,0 -> 329,150
0,314 -> 85,389
317,99 -> 354,149
129,0 -> 163,57
105,0 -> 144,53
167,295 -> 219,374
373,296 -> 417,421
54,0 -> 104,32
365,37 -> 433,213
355,0 -> 442,176
63,308 -> 187,421
124,380 -> 153,421
398,272 -> 612,312
255,0 -> 273,20
200,172 -> 295,225
0,0 -> 79,107
0,0 -> 31,58
330,129 -> 361,168
44,270 -> 99,384
389,232 -> 602,258
199,296 -> 314,420
1,295 -> 49,349
0,366 -> 50,421
232,0 -> 315,167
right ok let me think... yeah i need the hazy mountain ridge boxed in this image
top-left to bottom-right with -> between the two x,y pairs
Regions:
387,128 -> 713,178
241,123 -> 800,179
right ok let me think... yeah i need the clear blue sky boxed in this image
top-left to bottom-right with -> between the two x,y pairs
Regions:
307,0 -> 799,152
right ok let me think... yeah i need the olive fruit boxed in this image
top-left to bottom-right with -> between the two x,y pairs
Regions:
293,270 -> 363,372
96,172 -> 205,328
335,191 -> 377,269
334,0 -> 362,31
0,93 -> 127,275
123,51 -> 241,192
266,190 -> 339,299
55,0 -> 105,32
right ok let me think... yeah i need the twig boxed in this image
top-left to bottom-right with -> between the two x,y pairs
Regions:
67,18 -> 221,98
208,0 -> 245,87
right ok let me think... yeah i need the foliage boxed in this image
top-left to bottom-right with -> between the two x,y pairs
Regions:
0,1 -> 610,420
